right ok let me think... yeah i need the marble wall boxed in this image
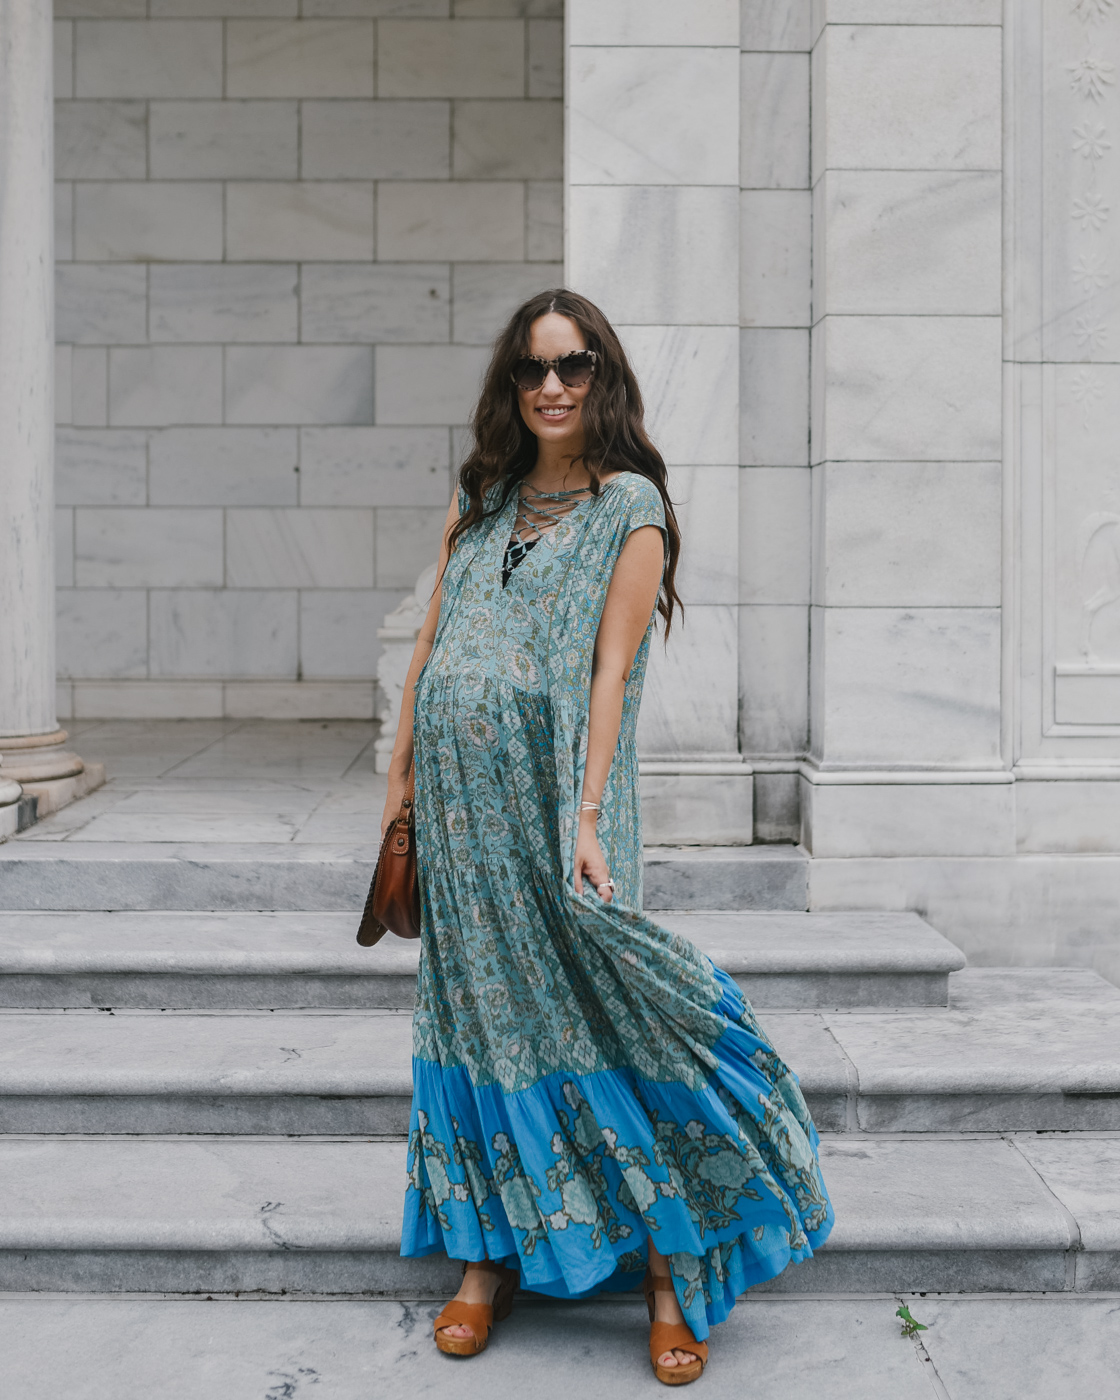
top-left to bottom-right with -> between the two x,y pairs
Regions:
740,0 -> 813,840
802,1 -> 1006,855
52,1 -> 563,720
566,0 -> 754,844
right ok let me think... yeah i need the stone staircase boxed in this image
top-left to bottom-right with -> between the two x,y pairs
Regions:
0,880 -> 1117,1301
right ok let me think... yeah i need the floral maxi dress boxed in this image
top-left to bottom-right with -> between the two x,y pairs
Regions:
402,473 -> 833,1339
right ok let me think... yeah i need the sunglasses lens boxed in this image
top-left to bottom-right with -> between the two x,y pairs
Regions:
557,352 -> 595,387
512,358 -> 547,391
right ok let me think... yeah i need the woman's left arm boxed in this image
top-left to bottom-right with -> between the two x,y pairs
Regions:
573,524 -> 665,902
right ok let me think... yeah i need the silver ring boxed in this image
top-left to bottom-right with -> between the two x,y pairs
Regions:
597,880 -> 615,891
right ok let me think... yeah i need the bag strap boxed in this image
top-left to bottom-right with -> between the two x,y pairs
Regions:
389,761 -> 415,851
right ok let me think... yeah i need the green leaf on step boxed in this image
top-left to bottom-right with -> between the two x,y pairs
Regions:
896,1304 -> 929,1337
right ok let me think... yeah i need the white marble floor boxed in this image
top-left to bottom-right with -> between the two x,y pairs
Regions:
4,1293 -> 1117,1399
18,721 -> 387,848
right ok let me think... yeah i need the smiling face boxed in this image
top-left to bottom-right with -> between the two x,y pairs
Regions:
516,313 -> 593,452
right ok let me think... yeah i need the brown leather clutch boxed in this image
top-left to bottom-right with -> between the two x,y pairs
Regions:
356,764 -> 421,946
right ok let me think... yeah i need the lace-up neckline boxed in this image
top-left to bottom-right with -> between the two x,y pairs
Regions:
502,483 -> 606,588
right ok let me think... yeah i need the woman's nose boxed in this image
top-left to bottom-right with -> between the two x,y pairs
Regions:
540,369 -> 565,395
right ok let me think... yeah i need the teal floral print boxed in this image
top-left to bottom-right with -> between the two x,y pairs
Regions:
402,473 -> 833,1339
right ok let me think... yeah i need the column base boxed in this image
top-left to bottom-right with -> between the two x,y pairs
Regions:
639,759 -> 754,846
0,731 -> 106,821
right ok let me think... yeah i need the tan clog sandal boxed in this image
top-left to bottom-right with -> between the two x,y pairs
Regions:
433,1259 -> 518,1357
642,1269 -> 709,1386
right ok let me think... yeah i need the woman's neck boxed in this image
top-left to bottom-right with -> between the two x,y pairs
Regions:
525,437 -> 589,493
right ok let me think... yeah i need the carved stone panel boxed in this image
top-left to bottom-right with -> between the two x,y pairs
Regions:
1013,0 -> 1120,750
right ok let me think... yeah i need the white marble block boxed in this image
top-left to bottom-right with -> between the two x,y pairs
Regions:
225,508 -> 374,588
299,427 -> 449,506
225,20 -> 374,97
75,508 -> 224,587
149,101 -> 298,178
149,589 -> 298,677
739,189 -> 811,327
809,606 -> 1002,768
740,0 -> 811,51
149,427 -> 299,506
150,265 -> 298,343
300,264 -> 449,344
225,346 -> 374,426
803,777 -> 1015,859
569,0 -> 738,46
814,170 -> 1001,318
56,428 -> 147,505
55,183 -> 74,262
299,589 -> 405,679
739,467 -> 810,605
528,17 -> 562,99
75,20 -> 223,98
56,264 -> 146,344
108,346 -> 223,426
811,24 -> 1001,181
620,327 -> 740,467
813,1 -> 1000,26
55,100 -> 146,178
225,182 -> 374,261
71,346 -> 109,427
739,604 -> 808,754
452,100 -> 562,179
811,316 -> 1002,465
526,181 -> 562,260
54,21 -> 74,99
570,46 -> 739,187
376,182 -> 525,261
740,328 -> 809,466
668,465 -> 740,606
75,182 -> 223,261
300,100 -> 450,180
451,263 -> 563,345
569,186 -> 740,327
56,588 -> 148,679
740,52 -> 809,189
636,604 -> 740,757
377,18 -> 524,98
375,506 -> 449,587
813,461 -> 1001,607
374,345 -> 490,425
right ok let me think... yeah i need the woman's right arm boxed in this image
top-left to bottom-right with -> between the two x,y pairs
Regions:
380,493 -> 461,835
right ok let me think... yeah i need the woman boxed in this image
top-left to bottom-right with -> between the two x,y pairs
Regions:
381,289 -> 832,1384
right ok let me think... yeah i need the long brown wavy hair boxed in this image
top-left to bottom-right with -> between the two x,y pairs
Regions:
449,288 -> 683,633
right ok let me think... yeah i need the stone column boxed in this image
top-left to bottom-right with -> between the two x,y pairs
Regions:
566,0 -> 752,844
0,0 -> 96,819
804,10 -> 1006,866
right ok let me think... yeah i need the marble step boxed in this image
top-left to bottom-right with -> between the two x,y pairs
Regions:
0,842 -> 809,913
0,1132 -> 1112,1296
0,909 -> 965,1011
0,970 -> 1117,1135
9,1295 -> 1120,1400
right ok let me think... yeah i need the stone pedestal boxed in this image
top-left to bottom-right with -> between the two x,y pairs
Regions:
0,0 -> 99,828
373,564 -> 438,775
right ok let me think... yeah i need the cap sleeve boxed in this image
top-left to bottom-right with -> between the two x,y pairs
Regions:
623,475 -> 667,539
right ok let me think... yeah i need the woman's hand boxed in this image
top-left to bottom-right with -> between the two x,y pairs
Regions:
573,813 -> 613,903
381,768 -> 409,838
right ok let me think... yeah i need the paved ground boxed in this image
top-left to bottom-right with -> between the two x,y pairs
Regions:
23,720 -> 387,847
5,1293 -> 1118,1398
